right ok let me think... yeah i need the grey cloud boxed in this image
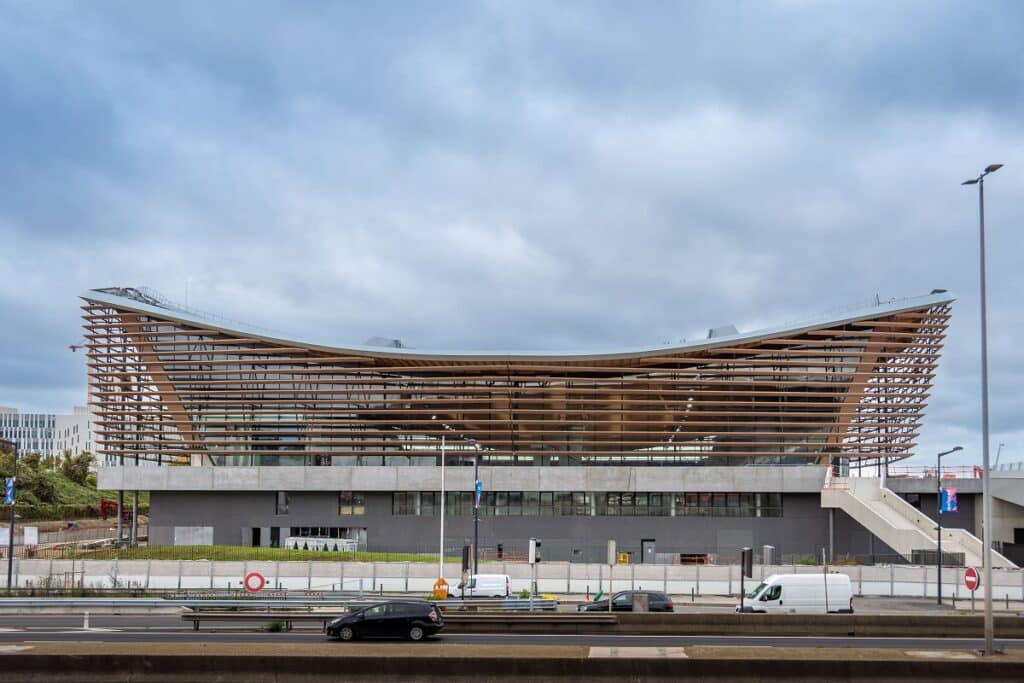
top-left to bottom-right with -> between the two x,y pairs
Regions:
0,1 -> 1021,466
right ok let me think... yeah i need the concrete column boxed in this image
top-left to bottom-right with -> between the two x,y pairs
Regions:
130,491 -> 139,547
116,491 -> 124,543
828,509 -> 835,562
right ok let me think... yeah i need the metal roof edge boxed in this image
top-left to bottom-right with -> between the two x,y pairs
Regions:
80,289 -> 955,362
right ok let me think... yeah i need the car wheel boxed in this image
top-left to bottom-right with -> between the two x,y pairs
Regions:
339,626 -> 355,642
408,625 -> 425,642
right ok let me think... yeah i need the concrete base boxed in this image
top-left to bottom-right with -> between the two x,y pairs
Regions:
3,642 -> 1023,681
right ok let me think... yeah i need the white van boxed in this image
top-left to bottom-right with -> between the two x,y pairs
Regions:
457,574 -> 511,598
738,573 -> 853,614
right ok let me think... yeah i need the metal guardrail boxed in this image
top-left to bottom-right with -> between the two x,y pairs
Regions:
0,597 -> 558,611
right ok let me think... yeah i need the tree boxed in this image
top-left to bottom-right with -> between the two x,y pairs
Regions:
61,452 -> 94,485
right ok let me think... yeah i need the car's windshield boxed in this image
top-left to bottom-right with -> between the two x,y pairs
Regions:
745,582 -> 767,599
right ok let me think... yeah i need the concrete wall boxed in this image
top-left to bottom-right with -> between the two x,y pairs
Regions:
149,491 -> 907,562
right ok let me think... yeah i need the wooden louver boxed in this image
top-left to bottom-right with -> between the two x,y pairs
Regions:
82,289 -> 950,467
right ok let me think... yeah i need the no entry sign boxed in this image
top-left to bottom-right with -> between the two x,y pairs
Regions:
244,571 -> 266,593
964,566 -> 980,592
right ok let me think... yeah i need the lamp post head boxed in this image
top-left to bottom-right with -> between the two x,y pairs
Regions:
962,178 -> 979,186
984,163 -> 1003,174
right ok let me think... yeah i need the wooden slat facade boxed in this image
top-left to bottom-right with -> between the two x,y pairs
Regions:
82,291 -> 950,467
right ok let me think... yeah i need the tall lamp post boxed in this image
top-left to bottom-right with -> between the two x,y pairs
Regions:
936,446 -> 963,606
470,440 -> 481,575
0,438 -> 17,594
438,433 -> 446,583
962,162 -> 1003,655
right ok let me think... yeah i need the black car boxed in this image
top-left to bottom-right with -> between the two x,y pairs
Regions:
577,590 -> 674,612
327,601 -> 444,641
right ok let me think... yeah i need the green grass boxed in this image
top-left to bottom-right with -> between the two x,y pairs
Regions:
59,545 -> 448,563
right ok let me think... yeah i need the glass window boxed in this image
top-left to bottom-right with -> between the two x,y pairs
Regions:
523,491 -> 539,516
508,492 -> 522,516
555,492 -> 573,515
636,493 -> 649,516
339,491 -> 352,515
620,493 -> 634,516
494,492 -> 509,516
573,492 -> 588,516
606,493 -> 620,516
275,491 -> 289,515
712,493 -> 726,515
352,492 -> 365,515
739,493 -> 754,517
540,492 -> 553,516
420,492 -> 435,516
698,493 -> 712,516
650,493 -> 664,516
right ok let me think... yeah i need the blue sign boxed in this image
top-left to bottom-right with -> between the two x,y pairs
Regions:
940,487 -> 958,513
3,477 -> 13,505
474,480 -> 483,509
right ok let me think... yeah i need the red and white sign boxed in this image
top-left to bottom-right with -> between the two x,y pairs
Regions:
243,571 -> 266,593
964,566 -> 980,592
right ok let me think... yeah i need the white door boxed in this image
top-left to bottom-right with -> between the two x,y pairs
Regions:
757,584 -> 789,613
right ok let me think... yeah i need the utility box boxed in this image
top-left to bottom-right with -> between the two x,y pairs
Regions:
762,545 -> 776,565
631,593 -> 650,612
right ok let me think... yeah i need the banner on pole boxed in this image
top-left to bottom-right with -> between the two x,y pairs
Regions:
940,487 -> 958,513
3,478 -> 13,505
474,480 -> 483,509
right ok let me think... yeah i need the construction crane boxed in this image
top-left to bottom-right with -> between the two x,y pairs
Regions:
69,339 -> 87,352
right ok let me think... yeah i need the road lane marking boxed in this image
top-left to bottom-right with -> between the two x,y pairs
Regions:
589,647 -> 687,658
0,646 -> 32,653
905,650 -> 977,660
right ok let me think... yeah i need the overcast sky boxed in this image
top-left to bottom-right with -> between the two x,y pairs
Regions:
1,1 -> 1021,466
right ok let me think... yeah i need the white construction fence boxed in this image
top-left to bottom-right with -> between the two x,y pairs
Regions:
8,559 -> 1024,601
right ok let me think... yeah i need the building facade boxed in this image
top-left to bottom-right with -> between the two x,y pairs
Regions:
88,286 -> 974,562
0,407 -> 57,456
0,405 -> 97,461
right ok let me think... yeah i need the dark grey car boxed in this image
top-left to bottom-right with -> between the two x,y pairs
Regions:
327,601 -> 444,641
577,590 -> 674,612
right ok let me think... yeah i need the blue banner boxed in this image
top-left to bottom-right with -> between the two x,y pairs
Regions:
474,480 -> 483,509
940,487 -> 958,513
3,477 -> 13,505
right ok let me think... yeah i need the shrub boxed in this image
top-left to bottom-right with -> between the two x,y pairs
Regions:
264,621 -> 285,632
518,588 -> 531,599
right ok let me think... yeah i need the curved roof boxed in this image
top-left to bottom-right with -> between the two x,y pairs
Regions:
82,287 -> 955,362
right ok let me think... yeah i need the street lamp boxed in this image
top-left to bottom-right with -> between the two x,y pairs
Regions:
468,439 -> 482,575
0,438 -> 17,594
962,162 -> 1003,655
936,446 -> 963,606
431,416 -> 447,586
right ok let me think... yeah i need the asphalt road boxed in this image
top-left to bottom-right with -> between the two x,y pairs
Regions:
0,615 -> 1021,649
